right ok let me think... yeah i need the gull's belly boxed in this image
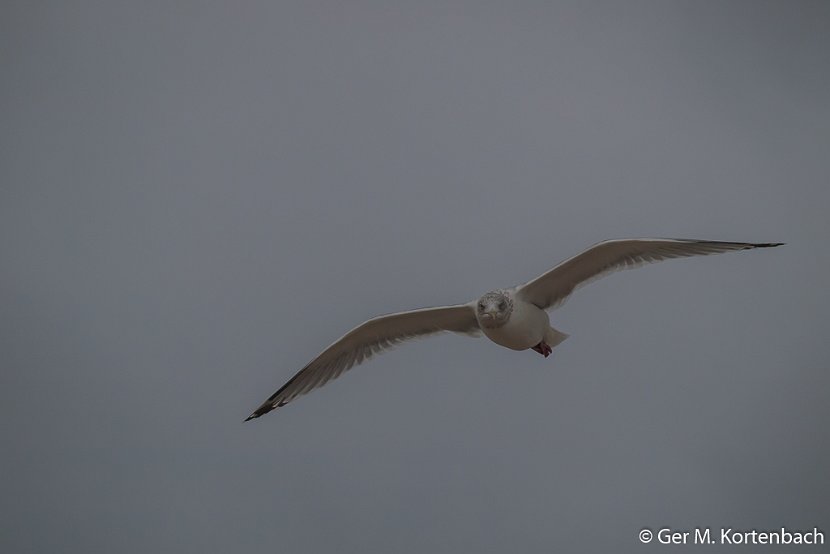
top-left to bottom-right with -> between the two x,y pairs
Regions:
482,300 -> 548,351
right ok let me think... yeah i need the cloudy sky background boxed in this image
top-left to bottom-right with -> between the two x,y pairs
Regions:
3,1 -> 828,552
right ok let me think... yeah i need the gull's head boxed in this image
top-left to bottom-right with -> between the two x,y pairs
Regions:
476,290 -> 513,328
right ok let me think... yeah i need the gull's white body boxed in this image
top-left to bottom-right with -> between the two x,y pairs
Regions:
246,238 -> 782,420
478,297 -> 563,351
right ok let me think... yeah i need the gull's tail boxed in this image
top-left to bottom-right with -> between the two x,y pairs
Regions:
545,326 -> 569,349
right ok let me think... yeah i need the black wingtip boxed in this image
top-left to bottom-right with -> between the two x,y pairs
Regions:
752,242 -> 785,248
244,399 -> 285,421
244,405 -> 273,422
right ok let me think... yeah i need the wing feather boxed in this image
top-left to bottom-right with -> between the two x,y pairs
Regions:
246,303 -> 480,419
515,238 -> 782,310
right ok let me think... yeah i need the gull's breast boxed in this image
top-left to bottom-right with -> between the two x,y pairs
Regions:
481,300 -> 549,351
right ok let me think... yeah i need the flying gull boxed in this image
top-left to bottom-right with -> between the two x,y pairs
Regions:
246,238 -> 782,420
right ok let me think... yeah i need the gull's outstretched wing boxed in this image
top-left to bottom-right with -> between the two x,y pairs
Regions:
515,238 -> 783,310
246,304 -> 479,419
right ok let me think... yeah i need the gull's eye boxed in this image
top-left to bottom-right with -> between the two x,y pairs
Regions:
498,300 -> 506,310
478,302 -> 485,310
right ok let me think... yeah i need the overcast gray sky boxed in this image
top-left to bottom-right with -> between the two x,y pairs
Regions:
2,1 -> 829,552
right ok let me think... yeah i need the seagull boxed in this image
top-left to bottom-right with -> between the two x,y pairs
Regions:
246,238 -> 782,420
